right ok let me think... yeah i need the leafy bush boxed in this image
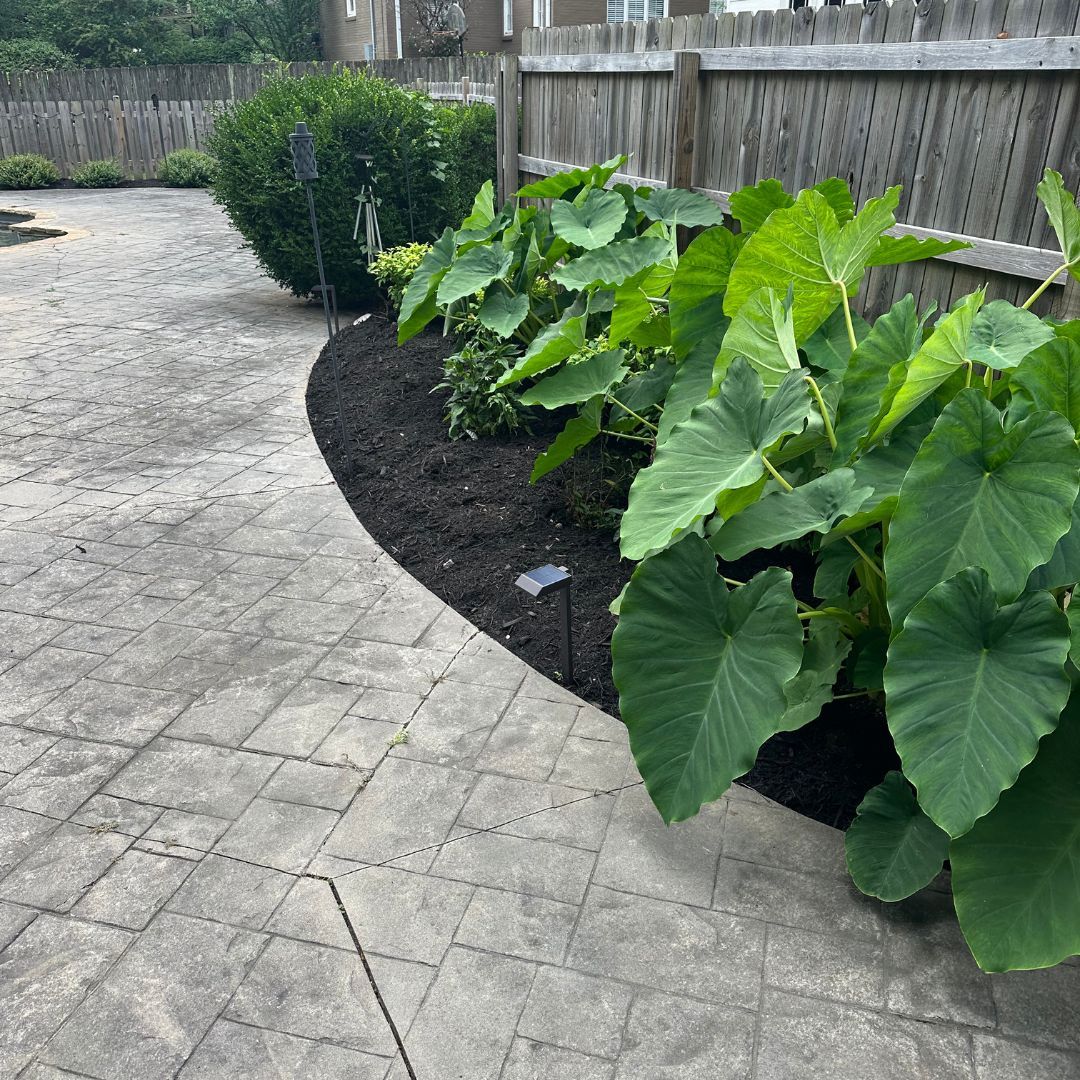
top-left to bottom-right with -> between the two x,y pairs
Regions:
71,158 -> 124,188
405,157 -> 1080,974
435,330 -> 527,440
158,149 -> 216,188
371,243 -> 432,309
0,37 -> 77,71
0,153 -> 59,189
208,71 -> 497,305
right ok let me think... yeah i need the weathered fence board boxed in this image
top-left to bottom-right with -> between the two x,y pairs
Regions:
515,0 -> 1080,319
0,57 -> 497,180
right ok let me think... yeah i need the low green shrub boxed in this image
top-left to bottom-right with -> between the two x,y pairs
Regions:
158,149 -> 216,188
435,331 -> 528,440
208,70 -> 497,305
71,158 -> 124,188
0,153 -> 59,189
371,243 -> 431,309
0,38 -> 77,71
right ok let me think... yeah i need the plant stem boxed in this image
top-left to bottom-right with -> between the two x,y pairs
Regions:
761,453 -> 794,492
607,396 -> 658,433
963,359 -> 973,389
599,428 -> 652,444
846,535 -> 886,582
983,364 -> 994,398
833,690 -> 872,701
1021,261 -> 1071,310
840,289 -> 859,354
804,375 -> 837,450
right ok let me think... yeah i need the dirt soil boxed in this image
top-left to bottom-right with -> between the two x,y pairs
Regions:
307,315 -> 898,828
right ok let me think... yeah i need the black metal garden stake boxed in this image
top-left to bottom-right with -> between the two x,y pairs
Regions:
151,94 -> 168,174
289,121 -> 354,475
515,564 -> 574,686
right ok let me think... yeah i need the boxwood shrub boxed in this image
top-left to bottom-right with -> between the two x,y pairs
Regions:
158,149 -> 216,188
71,158 -> 125,188
0,153 -> 59,190
208,70 -> 496,305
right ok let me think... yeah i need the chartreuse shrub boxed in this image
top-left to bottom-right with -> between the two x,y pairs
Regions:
209,71 -> 495,305
404,158 -> 1080,973
71,158 -> 124,188
0,153 -> 59,189
371,243 -> 432,309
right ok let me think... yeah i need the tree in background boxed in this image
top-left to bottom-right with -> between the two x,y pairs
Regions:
190,0 -> 321,61
407,0 -> 470,57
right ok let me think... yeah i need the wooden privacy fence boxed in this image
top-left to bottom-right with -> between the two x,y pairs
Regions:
496,0 -> 1080,319
0,56 -> 498,180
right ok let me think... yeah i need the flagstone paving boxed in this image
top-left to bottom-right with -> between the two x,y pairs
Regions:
0,188 -> 1077,1079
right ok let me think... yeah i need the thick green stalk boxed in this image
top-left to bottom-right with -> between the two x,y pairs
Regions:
607,395 -> 658,434
761,453 -> 793,492
840,289 -> 859,354
1021,262 -> 1071,310
804,375 -> 837,450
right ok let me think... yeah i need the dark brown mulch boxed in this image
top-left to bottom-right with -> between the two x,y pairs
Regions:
306,315 -> 898,828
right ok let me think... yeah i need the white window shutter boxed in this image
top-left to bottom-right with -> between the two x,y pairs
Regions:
627,0 -> 645,20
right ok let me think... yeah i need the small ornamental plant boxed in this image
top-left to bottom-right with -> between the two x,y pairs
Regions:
71,159 -> 124,188
0,153 -> 59,190
403,159 -> 1080,973
372,243 -> 432,309
158,149 -> 216,188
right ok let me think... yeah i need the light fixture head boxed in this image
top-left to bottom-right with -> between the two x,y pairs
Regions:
515,564 -> 571,598
289,122 -> 318,182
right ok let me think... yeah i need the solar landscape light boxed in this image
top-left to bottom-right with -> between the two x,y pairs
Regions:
289,121 -> 354,475
515,564 -> 574,686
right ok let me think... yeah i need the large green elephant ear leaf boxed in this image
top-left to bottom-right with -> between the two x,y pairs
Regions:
802,306 -> 869,375
669,226 -> 740,363
612,536 -> 804,823
832,294 -> 920,462
515,154 -> 627,199
885,389 -> 1080,630
885,567 -> 1071,838
714,287 -> 802,392
779,620 -> 851,733
869,289 -> 984,443
520,349 -> 627,408
967,299 -> 1054,371
550,187 -> 628,250
530,396 -> 603,482
710,469 -> 872,561
951,699 -> 1080,972
635,188 -> 727,228
477,290 -> 530,338
437,245 -> 513,306
397,227 -> 456,342
728,178 -> 793,234
866,233 -> 971,268
552,235 -> 671,291
725,186 -> 900,341
1008,336 -> 1080,432
656,349 -> 716,445
620,359 -> 811,560
496,297 -> 589,387
845,772 -> 949,902
1035,168 -> 1080,281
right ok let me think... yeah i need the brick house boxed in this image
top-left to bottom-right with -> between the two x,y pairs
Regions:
319,0 -> 711,61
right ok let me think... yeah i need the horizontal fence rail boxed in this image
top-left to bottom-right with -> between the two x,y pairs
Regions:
511,0 -> 1080,320
0,57 -> 497,180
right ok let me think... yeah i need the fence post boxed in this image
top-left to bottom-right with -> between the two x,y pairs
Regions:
668,50 -> 700,191
462,76 -> 470,105
496,54 -> 520,205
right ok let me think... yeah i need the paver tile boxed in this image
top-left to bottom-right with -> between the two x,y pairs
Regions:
260,758 -> 365,810
0,738 -> 132,818
214,797 -> 338,874
166,853 -> 294,929
72,848 -> 194,929
503,1038 -> 615,1080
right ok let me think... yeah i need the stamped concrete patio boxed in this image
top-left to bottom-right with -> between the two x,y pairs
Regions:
0,188 -> 1076,1080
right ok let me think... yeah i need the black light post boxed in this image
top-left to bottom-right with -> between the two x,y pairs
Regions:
289,121 -> 354,475
515,564 -> 574,686
151,93 -> 168,174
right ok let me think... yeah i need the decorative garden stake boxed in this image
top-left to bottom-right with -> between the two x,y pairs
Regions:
352,154 -> 384,265
151,94 -> 168,173
289,121 -> 354,474
515,565 -> 574,685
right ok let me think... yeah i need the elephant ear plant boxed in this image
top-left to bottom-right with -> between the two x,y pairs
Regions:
613,168 -> 1080,974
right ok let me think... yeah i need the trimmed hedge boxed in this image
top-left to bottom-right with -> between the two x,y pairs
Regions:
208,70 -> 496,305
0,153 -> 59,189
71,158 -> 124,188
159,149 -> 216,187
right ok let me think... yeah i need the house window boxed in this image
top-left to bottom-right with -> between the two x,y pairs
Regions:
532,0 -> 552,27
607,0 -> 665,19
503,0 -> 513,36
345,0 -> 356,16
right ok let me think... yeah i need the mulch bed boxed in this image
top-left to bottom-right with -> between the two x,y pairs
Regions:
307,314 -> 898,828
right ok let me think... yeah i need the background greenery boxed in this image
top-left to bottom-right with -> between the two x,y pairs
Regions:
209,70 -> 496,305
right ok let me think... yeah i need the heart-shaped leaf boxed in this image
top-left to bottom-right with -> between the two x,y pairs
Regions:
612,536 -> 804,822
1008,336 -> 1080,432
669,226 -> 740,364
496,297 -> 589,387
635,188 -> 727,228
885,567 -> 1071,838
610,357 -> 676,422
725,187 -> 900,341
779,620 -> 851,733
710,469 -> 872,561
656,349 -> 716,445
1028,498 -> 1080,591
620,359 -> 811,560
515,155 -> 627,199
397,227 -> 456,342
729,178 -> 793,234
885,389 -> 1079,629
715,287 -> 802,393
477,290 -> 530,338
520,349 -> 628,409
1036,168 -> 1080,280
437,245 -> 513,305
870,289 -> 984,443
951,699 -> 1080,972
552,235 -> 671,291
550,187 -> 628,249
845,772 -> 949,902
968,300 -> 1054,370
867,233 -> 971,267
530,396 -> 603,482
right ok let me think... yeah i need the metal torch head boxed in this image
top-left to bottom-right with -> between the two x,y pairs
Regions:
289,122 -> 318,182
